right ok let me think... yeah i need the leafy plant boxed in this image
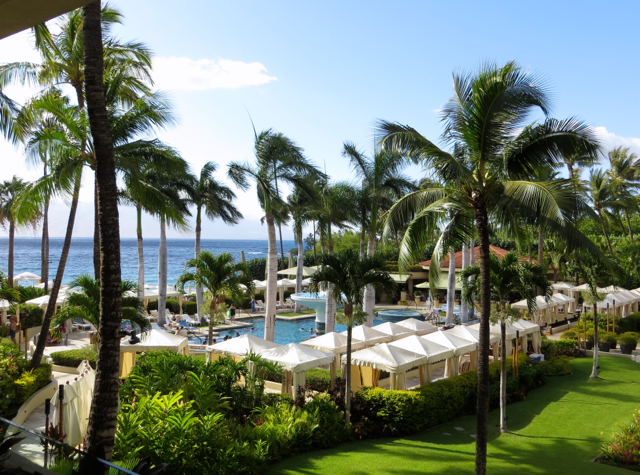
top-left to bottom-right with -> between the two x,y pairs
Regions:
617,332 -> 639,346
600,408 -> 640,469
599,332 -> 618,345
50,345 -> 97,367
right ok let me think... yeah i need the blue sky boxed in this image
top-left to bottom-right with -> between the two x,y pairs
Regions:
1,0 -> 639,239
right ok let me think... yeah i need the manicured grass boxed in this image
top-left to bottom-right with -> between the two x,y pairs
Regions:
278,310 -> 316,317
269,357 -> 640,474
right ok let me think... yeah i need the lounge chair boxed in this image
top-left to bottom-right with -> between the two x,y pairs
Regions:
73,318 -> 92,331
255,300 -> 265,311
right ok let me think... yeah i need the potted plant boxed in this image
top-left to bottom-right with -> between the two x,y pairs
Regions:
617,332 -> 639,354
605,332 -> 618,350
414,290 -> 422,305
585,328 -> 595,350
598,332 -> 616,352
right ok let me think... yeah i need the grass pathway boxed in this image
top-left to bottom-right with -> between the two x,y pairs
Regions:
269,357 -> 640,474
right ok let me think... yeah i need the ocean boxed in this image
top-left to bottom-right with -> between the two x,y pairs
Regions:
0,237 -> 296,286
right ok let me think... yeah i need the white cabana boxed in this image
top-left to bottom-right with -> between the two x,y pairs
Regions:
345,343 -> 430,390
206,333 -> 281,360
373,321 -> 414,341
277,266 -> 317,276
119,329 -> 188,377
340,325 -> 393,346
395,318 -> 438,336
423,331 -> 477,377
260,343 -> 335,397
13,272 -> 41,285
551,281 -> 575,291
253,280 -> 267,290
25,288 -> 78,308
512,319 -> 542,353
389,335 -> 454,385
468,322 -> 521,358
442,326 -> 495,371
511,295 -> 560,325
550,292 -> 576,316
301,332 -> 364,387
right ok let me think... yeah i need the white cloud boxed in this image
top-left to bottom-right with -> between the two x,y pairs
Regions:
593,126 -> 640,157
152,57 -> 277,91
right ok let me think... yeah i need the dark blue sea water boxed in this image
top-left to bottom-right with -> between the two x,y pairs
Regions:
0,237 -> 296,286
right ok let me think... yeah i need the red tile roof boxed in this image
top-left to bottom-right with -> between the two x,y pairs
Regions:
420,245 -> 534,269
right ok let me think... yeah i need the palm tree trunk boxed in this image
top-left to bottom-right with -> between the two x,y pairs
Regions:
136,206 -> 144,299
537,227 -> 544,295
598,211 -> 613,253
445,248 -> 456,326
82,2 -> 122,463
474,203 -> 491,475
278,223 -> 285,271
295,226 -> 303,313
158,216 -> 167,326
93,182 -> 101,280
195,206 -> 204,318
208,300 -> 217,345
363,233 -> 376,326
468,237 -> 475,321
359,225 -> 365,258
324,224 -> 336,333
8,220 -> 14,287
41,181 -> 49,293
345,322 -> 352,424
500,320 -> 507,433
313,221 -> 317,265
30,169 -> 82,368
591,305 -> 599,378
624,210 -> 635,241
264,211 -> 277,341
460,242 -> 469,324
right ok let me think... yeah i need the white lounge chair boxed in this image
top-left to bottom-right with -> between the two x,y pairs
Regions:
255,300 -> 265,311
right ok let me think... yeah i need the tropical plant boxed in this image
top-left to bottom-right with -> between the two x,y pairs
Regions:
378,61 -> 601,474
606,146 -> 640,241
188,162 -> 242,318
585,169 -> 621,253
0,176 -> 34,286
176,251 -> 254,344
309,249 -> 395,423
462,251 -> 550,432
228,129 -> 323,341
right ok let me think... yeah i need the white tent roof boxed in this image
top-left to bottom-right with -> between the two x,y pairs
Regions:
300,331 -> 364,354
573,284 -> 624,293
395,318 -> 438,336
594,293 -> 634,308
340,325 -> 393,345
468,322 -> 518,340
423,330 -> 477,356
277,266 -> 317,276
389,335 -> 454,362
615,290 -> 639,304
445,325 -> 499,345
345,343 -> 430,373
0,299 -> 11,309
25,288 -> 78,306
372,321 -> 414,340
551,282 -> 575,290
277,278 -> 296,288
206,333 -> 281,357
549,293 -> 575,306
260,343 -> 335,372
120,329 -> 188,353
511,295 -> 557,310
511,319 -> 541,336
14,272 -> 41,282
142,287 -> 181,300
253,280 -> 267,290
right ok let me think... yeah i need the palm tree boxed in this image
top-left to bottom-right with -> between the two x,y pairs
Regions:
462,251 -> 550,433
607,146 -> 640,241
52,275 -> 147,331
342,142 -> 414,325
188,162 -> 242,319
585,169 -> 620,253
177,251 -> 254,345
228,129 -> 323,341
309,249 -> 395,423
0,176 -> 31,286
378,61 -> 601,475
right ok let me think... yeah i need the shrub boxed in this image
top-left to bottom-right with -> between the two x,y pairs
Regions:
351,353 -> 545,438
586,328 -> 595,343
560,330 -> 578,340
50,345 -> 97,368
305,367 -> 342,393
542,356 -> 573,376
599,332 -> 618,346
617,313 -> 640,334
18,304 -> 44,329
617,332 -> 640,346
600,408 -> 640,469
146,298 -> 197,315
541,339 -> 581,359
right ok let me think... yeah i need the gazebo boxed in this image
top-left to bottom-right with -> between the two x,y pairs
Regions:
260,343 -> 335,398
550,293 -> 576,316
13,272 -> 41,286
389,335 -> 454,385
512,319 -> 542,353
372,321 -> 414,341
205,333 -> 281,362
422,331 -> 477,377
395,318 -> 438,336
119,329 -> 188,377
340,325 -> 392,347
444,325 -> 499,369
300,332 -> 364,388
511,295 -> 559,325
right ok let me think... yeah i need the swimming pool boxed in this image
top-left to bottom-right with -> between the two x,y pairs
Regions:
376,309 -> 423,321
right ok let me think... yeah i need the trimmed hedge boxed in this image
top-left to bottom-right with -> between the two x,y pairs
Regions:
617,313 -> 640,334
16,304 -> 43,329
51,345 -> 97,368
351,353 -> 545,438
147,298 -> 197,315
542,356 -> 573,376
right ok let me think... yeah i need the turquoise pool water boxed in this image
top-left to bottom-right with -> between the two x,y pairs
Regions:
377,309 -> 423,320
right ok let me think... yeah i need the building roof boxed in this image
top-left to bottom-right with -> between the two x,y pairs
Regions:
420,245 -> 532,269
1,0 -> 93,40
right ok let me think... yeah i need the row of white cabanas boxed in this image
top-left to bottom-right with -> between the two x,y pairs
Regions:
204,317 -> 541,395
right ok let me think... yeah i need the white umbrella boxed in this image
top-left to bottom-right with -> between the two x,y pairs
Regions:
551,282 -> 575,291
253,280 -> 267,290
260,343 -> 335,372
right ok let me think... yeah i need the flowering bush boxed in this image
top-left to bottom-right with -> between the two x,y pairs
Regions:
600,409 -> 640,469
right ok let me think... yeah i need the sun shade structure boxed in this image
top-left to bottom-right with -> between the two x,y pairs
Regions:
389,335 -> 454,361
341,325 -> 393,346
345,343 -> 429,373
277,266 -> 317,276
423,331 -> 477,355
119,329 -> 188,377
300,331 -> 364,354
13,272 -> 41,284
445,325 -> 499,345
395,318 -> 438,336
206,333 -> 281,359
512,319 -> 542,353
551,282 -> 575,291
373,321 -> 414,340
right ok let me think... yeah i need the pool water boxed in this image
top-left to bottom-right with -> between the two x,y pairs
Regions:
190,310 -> 422,345
376,309 -> 423,320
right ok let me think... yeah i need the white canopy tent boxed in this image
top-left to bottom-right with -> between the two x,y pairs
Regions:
511,295 -> 559,325
13,272 -> 41,285
277,266 -> 317,276
373,321 -> 414,341
206,333 -> 281,360
389,335 -> 454,385
423,331 -> 477,377
551,282 -> 575,291
512,319 -> 542,353
345,343 -> 430,390
119,329 -> 188,377
260,343 -> 335,397
301,332 -> 365,387
340,325 -> 392,347
550,292 -> 576,315
395,318 -> 438,336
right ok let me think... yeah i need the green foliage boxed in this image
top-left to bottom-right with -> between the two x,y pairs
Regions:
542,356 -> 573,376
305,368 -> 341,393
541,339 -> 582,359
617,313 -> 640,334
618,332 -> 640,345
146,298 -> 196,315
600,408 -> 640,469
351,354 -> 545,438
16,286 -> 46,304
599,331 -> 618,345
17,304 -> 44,328
50,345 -> 97,367
560,330 -> 578,340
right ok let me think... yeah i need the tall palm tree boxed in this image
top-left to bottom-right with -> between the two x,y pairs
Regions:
309,249 -> 394,423
462,251 -> 550,433
607,146 -> 640,241
585,169 -> 620,253
0,176 -> 31,286
378,61 -> 601,475
177,251 -> 254,345
343,142 -> 414,325
228,129 -> 323,341
188,162 -> 242,319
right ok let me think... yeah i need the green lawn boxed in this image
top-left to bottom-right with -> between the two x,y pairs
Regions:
278,310 -> 316,317
269,357 -> 640,474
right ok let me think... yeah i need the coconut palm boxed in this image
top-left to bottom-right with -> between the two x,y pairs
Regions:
585,169 -> 621,253
228,129 -> 323,341
0,84 -> 17,142
607,146 -> 640,241
0,176 -> 34,286
188,162 -> 242,319
177,251 -> 254,345
462,251 -> 550,433
342,142 -> 414,325
309,249 -> 394,423
378,61 -> 601,475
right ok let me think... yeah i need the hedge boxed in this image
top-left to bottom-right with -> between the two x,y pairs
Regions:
147,298 -> 197,315
51,345 -> 97,368
13,304 -> 44,329
617,313 -> 640,334
351,353 -> 546,438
